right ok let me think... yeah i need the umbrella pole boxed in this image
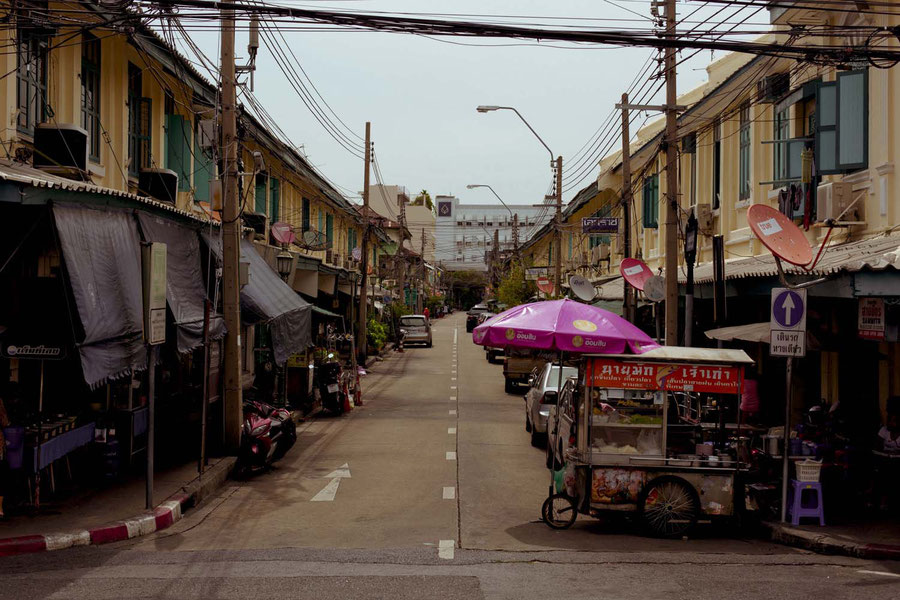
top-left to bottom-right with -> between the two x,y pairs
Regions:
548,350 -> 565,497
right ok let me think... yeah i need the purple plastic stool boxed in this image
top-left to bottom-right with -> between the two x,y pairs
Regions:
787,479 -> 825,526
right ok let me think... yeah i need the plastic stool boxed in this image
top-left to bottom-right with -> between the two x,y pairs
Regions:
787,479 -> 825,526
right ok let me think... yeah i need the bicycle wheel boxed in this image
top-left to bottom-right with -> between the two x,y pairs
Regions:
541,493 -> 577,530
638,476 -> 700,538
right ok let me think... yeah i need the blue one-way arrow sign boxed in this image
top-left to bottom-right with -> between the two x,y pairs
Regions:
771,288 -> 806,330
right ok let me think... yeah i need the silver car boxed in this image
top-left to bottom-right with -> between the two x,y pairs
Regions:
524,362 -> 578,447
547,376 -> 579,469
399,315 -> 432,347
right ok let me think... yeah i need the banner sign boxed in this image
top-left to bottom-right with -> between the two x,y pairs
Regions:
582,217 -> 619,234
0,343 -> 66,360
588,358 -> 744,395
858,297 -> 885,341
525,267 -> 548,281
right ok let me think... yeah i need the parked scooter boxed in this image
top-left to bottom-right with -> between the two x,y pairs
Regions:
248,399 -> 296,460
317,354 -> 346,415
239,400 -> 291,473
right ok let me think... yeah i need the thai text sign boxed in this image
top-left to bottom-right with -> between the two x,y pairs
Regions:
588,358 -> 743,395
582,217 -> 619,234
858,297 -> 885,341
525,267 -> 548,281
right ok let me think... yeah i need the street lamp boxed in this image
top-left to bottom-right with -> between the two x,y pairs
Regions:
276,248 -> 293,282
466,184 -> 513,219
477,104 -> 562,296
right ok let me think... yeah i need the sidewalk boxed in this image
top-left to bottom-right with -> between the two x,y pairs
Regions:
0,456 -> 235,555
763,518 -> 900,560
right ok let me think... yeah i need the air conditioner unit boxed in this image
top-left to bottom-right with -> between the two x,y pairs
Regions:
817,181 -> 862,222
695,203 -> 713,232
33,123 -> 88,177
138,168 -> 179,204
757,73 -> 790,104
591,244 -> 610,264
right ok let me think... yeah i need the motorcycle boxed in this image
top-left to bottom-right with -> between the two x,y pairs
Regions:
239,400 -> 293,472
248,399 -> 296,460
316,354 -> 346,415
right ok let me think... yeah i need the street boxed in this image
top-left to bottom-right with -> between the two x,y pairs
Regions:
1,313 -> 897,599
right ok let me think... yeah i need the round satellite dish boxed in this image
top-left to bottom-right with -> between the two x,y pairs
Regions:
569,274 -> 596,302
619,258 -> 654,291
271,222 -> 296,245
643,275 -> 665,303
747,204 -> 813,267
536,276 -> 554,295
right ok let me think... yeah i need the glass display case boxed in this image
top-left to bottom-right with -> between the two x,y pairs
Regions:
587,387 -> 665,464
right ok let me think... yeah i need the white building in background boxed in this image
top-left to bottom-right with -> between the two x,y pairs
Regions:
367,184 -> 435,263
434,195 -> 551,271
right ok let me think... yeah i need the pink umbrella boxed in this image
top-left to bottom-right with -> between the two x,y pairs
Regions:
472,298 -> 657,354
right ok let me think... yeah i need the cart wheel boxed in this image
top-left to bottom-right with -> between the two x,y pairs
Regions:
541,493 -> 577,530
638,476 -> 700,538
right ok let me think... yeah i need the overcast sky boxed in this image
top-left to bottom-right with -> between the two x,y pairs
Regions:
183,1 -> 768,208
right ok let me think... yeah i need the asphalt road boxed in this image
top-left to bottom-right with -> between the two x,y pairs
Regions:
2,312 -> 899,599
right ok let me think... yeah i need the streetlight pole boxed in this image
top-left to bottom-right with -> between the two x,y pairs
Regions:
476,105 -> 560,295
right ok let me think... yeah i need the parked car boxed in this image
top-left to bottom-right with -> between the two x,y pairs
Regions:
466,303 -> 490,332
399,314 -> 432,347
546,376 -> 579,469
524,362 -> 578,447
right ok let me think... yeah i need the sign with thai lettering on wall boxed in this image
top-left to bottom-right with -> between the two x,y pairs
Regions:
525,267 -> 548,281
858,297 -> 885,341
582,217 -> 619,234
587,358 -> 744,395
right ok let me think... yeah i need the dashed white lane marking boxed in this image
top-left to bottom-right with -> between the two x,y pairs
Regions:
443,486 -> 456,500
450,386 -> 457,389
454,329 -> 458,344
450,396 -> 457,401
857,570 -> 900,578
439,539 -> 455,560
448,427 -> 456,434
449,409 -> 457,415
451,377 -> 457,381
446,451 -> 457,460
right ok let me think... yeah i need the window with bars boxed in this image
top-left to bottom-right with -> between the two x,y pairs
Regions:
739,103 -> 751,201
16,30 -> 47,134
642,174 -> 659,229
773,107 -> 790,183
301,197 -> 311,232
81,33 -> 101,160
127,64 -> 151,176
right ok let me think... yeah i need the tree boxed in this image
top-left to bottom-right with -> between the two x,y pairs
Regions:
496,264 -> 536,309
445,270 -> 486,309
413,189 -> 434,212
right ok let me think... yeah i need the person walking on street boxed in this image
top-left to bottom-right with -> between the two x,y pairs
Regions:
424,306 -> 430,320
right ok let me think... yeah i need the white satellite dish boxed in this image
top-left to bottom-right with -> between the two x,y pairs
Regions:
644,275 -> 665,303
569,274 -> 596,302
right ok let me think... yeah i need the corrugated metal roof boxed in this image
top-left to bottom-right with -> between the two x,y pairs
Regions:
0,161 -> 212,226
688,233 -> 900,285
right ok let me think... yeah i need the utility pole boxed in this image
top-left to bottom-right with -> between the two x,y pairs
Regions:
512,213 -> 519,259
398,198 -> 408,309
620,92 -> 635,323
663,0 -> 679,346
357,122 -> 371,365
554,156 -> 563,298
419,227 -> 425,313
220,5 -> 242,452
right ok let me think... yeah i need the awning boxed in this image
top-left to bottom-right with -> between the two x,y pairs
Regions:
203,233 -> 312,364
137,212 -> 225,353
53,203 -> 147,388
312,305 -> 342,319
704,322 -> 820,349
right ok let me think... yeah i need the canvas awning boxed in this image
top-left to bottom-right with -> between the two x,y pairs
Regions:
203,233 -> 312,364
137,212 -> 225,353
53,203 -> 147,388
704,322 -> 820,349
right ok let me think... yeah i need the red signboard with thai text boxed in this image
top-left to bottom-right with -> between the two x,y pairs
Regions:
587,358 -> 744,395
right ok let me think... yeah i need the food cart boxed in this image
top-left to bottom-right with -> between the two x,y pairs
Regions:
543,346 -> 754,537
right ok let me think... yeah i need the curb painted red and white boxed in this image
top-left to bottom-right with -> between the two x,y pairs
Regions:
0,493 -> 189,558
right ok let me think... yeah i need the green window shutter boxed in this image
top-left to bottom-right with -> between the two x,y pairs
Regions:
642,175 -> 658,229
193,128 -> 212,203
837,69 -> 868,171
165,114 -> 191,192
326,213 -> 333,247
270,178 -> 280,221
318,208 -> 323,233
255,174 -> 267,215
301,198 -> 310,231
816,81 -> 838,174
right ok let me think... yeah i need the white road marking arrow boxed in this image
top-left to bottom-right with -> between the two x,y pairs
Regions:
311,463 -> 351,502
781,293 -> 795,326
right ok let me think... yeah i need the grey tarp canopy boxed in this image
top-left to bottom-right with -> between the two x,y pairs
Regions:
136,213 -> 226,354
53,203 -> 146,388
203,233 -> 311,364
